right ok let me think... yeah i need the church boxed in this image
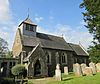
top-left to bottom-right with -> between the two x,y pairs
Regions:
12,17 -> 89,77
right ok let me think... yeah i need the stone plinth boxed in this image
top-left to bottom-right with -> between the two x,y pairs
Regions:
64,67 -> 68,75
89,62 -> 96,74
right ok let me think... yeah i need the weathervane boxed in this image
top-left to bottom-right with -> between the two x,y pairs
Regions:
27,8 -> 30,18
61,34 -> 64,37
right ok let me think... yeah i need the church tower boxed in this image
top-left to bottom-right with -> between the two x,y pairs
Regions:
18,17 -> 37,37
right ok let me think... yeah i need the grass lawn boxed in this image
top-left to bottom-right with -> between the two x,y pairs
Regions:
28,72 -> 100,84
47,72 -> 100,84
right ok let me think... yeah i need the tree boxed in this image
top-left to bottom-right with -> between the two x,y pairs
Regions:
80,0 -> 100,63
6,51 -> 13,58
88,45 -> 100,63
0,37 -> 8,57
11,64 -> 27,84
80,0 -> 100,44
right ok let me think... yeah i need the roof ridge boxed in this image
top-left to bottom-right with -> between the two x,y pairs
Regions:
37,32 -> 63,38
18,17 -> 37,27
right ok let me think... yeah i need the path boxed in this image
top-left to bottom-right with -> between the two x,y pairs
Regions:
29,77 -> 55,84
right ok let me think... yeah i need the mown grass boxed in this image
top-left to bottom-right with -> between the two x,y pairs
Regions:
47,72 -> 100,84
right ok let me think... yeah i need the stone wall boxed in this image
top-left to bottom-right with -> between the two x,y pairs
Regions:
22,45 -> 89,77
12,29 -> 22,57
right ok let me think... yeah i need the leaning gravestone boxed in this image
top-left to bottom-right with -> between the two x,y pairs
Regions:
55,64 -> 62,81
64,66 -> 68,75
73,63 -> 82,76
84,67 -> 93,76
89,62 -> 96,75
96,63 -> 100,72
81,63 -> 87,76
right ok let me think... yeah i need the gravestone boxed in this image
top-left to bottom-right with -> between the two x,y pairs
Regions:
73,63 -> 82,76
55,64 -> 62,81
96,63 -> 100,72
64,66 -> 68,75
81,63 -> 87,75
89,62 -> 96,74
84,67 -> 93,76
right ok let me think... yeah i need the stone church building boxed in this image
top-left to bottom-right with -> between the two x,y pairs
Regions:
12,17 -> 89,77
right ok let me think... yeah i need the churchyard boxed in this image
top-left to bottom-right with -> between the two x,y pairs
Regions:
1,62 -> 100,84
28,72 -> 100,84
29,62 -> 100,84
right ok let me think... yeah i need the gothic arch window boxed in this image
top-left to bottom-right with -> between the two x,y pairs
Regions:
46,51 -> 51,64
61,52 -> 67,64
55,52 -> 59,64
47,54 -> 50,63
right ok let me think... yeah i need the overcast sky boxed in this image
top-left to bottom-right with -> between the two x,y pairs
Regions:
0,0 -> 93,50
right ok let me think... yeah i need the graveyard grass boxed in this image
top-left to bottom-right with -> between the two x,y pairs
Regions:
47,72 -> 100,84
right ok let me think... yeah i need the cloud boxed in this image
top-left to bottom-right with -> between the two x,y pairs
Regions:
0,29 -> 9,39
0,1 -> 93,50
37,23 -> 93,49
35,17 -> 44,23
0,0 -> 11,24
0,0 -> 17,50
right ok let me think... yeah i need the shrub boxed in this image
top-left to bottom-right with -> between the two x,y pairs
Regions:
11,64 -> 27,78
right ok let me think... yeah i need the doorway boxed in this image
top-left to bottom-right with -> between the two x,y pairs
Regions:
34,59 -> 41,76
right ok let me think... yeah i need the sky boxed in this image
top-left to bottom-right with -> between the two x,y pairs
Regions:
0,0 -> 93,50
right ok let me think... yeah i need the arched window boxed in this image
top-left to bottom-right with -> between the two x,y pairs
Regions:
46,51 -> 51,64
61,52 -> 67,64
56,52 -> 59,64
47,54 -> 50,63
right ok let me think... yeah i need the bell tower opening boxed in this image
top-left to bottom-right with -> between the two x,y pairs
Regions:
18,17 -> 37,37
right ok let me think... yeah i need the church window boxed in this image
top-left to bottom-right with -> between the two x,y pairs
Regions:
47,55 -> 50,63
56,52 -> 59,64
46,51 -> 51,64
77,58 -> 85,64
61,52 -> 67,64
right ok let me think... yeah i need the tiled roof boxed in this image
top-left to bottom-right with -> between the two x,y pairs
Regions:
19,17 -> 37,26
22,32 -> 73,51
69,43 -> 88,56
